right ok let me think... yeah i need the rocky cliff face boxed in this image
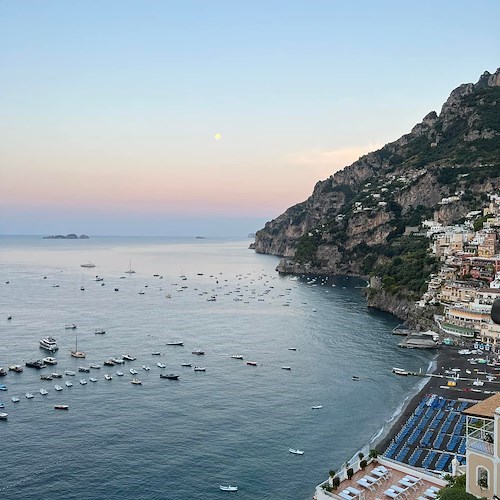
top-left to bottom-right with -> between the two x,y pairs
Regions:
254,69 -> 500,320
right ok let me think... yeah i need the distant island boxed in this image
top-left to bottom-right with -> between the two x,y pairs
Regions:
195,236 -> 207,239
43,234 -> 89,239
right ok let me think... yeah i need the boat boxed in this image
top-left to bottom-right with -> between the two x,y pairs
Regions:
352,376 -> 360,381
281,366 -> 291,370
194,367 -> 206,372
124,260 -> 136,274
311,405 -> 323,410
122,354 -> 136,361
181,363 -> 192,367
94,329 -> 106,335
160,373 -> 179,380
39,337 -> 59,352
65,323 -> 77,329
0,402 -> 3,408
89,363 -> 101,369
54,405 -> 69,410
81,262 -> 96,268
288,348 -> 297,351
392,367 -> 409,376
40,374 -> 53,380
131,378 -> 142,385
111,358 -> 124,364
129,368 -> 138,375
156,362 -> 166,368
0,367 -> 7,377
40,388 -> 48,395
8,365 -> 23,373
89,377 -> 98,383
0,413 -> 7,420
138,290 -> 145,295
104,374 -> 113,380
51,373 -> 62,378
289,448 -> 304,455
166,341 -> 184,346
219,485 -> 238,492
11,396 -> 19,403
0,385 -> 7,391
79,367 -> 90,373
246,361 -> 257,366
51,283 -> 60,287
65,380 -> 73,387
116,371 -> 124,376
26,360 -> 47,369
70,334 -> 86,358
79,379 -> 87,385
230,355 -> 244,360
25,393 -> 34,399
151,352 -> 161,356
142,365 -> 150,371
65,370 -> 75,376
103,360 -> 115,366
192,350 -> 205,355
54,385 -> 63,391
42,357 -> 57,365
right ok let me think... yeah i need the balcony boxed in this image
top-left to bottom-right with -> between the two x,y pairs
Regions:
467,436 -> 494,456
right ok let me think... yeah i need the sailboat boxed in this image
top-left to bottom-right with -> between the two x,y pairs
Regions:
70,333 -> 86,358
124,260 -> 136,274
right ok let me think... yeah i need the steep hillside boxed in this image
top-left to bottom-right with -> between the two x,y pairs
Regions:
254,69 -> 500,317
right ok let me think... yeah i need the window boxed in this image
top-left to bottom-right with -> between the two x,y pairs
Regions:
478,467 -> 489,490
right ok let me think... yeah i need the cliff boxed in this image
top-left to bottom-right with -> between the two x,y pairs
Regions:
254,69 -> 500,320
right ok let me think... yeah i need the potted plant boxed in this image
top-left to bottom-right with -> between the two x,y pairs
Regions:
333,477 -> 340,490
360,459 -> 367,470
369,449 -> 378,462
347,468 -> 354,480
328,470 -> 335,487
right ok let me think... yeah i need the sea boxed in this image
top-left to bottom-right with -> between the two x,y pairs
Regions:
0,236 -> 434,499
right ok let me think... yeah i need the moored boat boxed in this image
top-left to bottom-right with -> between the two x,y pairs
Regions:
40,388 -> 48,395
160,373 -> 179,380
166,341 -> 184,346
281,366 -> 291,370
0,384 -> 7,391
181,363 -> 192,367
65,380 -> 73,387
122,354 -> 136,361
26,360 -> 47,369
156,362 -> 166,368
0,412 -> 7,420
25,392 -> 35,399
246,361 -> 257,366
39,337 -> 59,352
65,323 -> 77,329
42,357 -> 57,365
89,363 -> 101,369
104,374 -> 113,380
289,448 -> 304,455
11,396 -> 20,403
131,378 -> 142,385
311,405 -> 323,410
81,262 -> 96,268
0,367 -> 7,376
65,370 -> 75,376
54,385 -> 63,391
219,485 -> 238,492
54,405 -> 69,410
8,365 -> 23,373
94,329 -> 106,334
392,367 -> 409,376
51,373 -> 62,378
129,368 -> 138,375
230,354 -> 243,360
191,350 -> 205,355
193,366 -> 206,372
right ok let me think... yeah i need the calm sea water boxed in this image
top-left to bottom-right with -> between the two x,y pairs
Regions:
0,236 -> 432,499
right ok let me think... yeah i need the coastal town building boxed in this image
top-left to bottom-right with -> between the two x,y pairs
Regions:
463,394 -> 500,498
437,281 -> 480,304
439,303 -> 491,338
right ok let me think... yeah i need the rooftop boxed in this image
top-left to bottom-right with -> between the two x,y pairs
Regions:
463,393 -> 500,419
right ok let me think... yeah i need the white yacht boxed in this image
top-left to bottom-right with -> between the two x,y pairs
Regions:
39,337 -> 59,352
42,356 -> 57,365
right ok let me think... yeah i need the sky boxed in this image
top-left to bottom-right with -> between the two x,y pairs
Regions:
1,0 -> 499,237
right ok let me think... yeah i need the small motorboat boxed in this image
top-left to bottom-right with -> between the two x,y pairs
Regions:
156,362 -> 166,368
79,379 -> 87,385
89,377 -> 98,383
79,367 -> 90,373
160,373 -> 179,380
42,357 -> 57,365
65,370 -> 76,376
138,291 -> 145,295
311,405 -> 323,410
181,363 -> 192,367
111,358 -> 124,364
281,366 -> 291,370
219,485 -> 238,492
11,396 -> 20,403
40,388 -> 48,395
142,365 -> 150,371
116,371 -> 124,376
122,354 -> 136,361
129,368 -> 138,375
94,329 -> 106,335
288,348 -> 297,351
8,365 -> 23,372
392,367 -> 409,376
151,352 -> 161,356
352,376 -> 360,381
246,361 -> 257,366
166,341 -> 184,346
54,385 -> 63,391
131,378 -> 142,385
65,380 -> 73,387
194,367 -> 206,372
0,384 -> 7,391
65,323 -> 77,330
104,374 -> 113,380
40,374 -> 53,380
25,393 -> 35,399
103,360 -> 115,366
230,354 -> 244,360
289,448 -> 304,455
51,373 -> 62,378
54,405 -> 69,410
89,363 -> 101,369
0,412 -> 8,420
192,350 -> 205,355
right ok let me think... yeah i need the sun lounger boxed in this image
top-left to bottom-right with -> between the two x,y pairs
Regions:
357,478 -> 375,491
384,489 -> 399,498
423,490 -> 437,499
389,485 -> 409,498
364,475 -> 378,484
339,490 -> 355,499
346,486 -> 362,497
399,478 -> 419,490
404,475 -> 420,483
372,470 -> 387,480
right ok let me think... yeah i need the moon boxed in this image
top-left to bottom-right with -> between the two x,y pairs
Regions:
214,133 -> 222,141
